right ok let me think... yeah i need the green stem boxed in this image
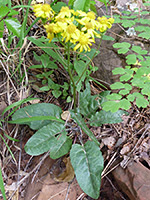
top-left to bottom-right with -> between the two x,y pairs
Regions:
67,43 -> 77,112
76,36 -> 103,85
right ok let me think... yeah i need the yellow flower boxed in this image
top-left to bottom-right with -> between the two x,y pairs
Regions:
61,23 -> 78,42
81,20 -> 100,38
73,32 -> 95,52
33,4 -> 54,19
97,16 -> 114,32
77,11 -> 99,29
56,6 -> 74,18
44,23 -> 55,42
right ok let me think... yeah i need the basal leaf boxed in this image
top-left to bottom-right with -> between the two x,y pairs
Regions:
70,111 -> 99,145
50,134 -> 72,159
79,81 -> 98,118
5,18 -> 21,37
89,110 -> 127,126
70,141 -> 103,199
12,103 -> 62,130
24,122 -> 65,156
74,60 -> 86,82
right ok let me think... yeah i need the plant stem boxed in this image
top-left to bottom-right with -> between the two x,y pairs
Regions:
67,43 -> 77,112
76,36 -> 103,85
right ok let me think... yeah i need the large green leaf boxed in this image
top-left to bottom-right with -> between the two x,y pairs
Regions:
70,141 -> 103,199
50,134 -> 72,159
73,0 -> 90,11
25,122 -> 65,156
4,18 -> 21,37
70,111 -> 99,145
89,110 -> 127,126
12,103 -> 62,130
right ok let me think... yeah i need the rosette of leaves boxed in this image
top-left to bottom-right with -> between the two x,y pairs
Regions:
9,81 -> 127,199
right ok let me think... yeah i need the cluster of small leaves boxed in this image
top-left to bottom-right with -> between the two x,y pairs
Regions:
113,1 -> 150,40
9,81 -> 126,199
102,2 -> 150,112
102,43 -> 150,112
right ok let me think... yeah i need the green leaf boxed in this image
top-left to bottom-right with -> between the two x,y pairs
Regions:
2,97 -> 39,117
119,99 -> 131,110
50,134 -> 72,159
112,67 -> 125,75
0,167 -> 7,200
124,83 -> 132,90
99,91 -> 111,104
0,20 -> 4,38
74,60 -> 86,82
73,0 -> 90,11
4,17 -> 21,37
126,54 -> 137,65
27,37 -> 68,69
121,20 -> 136,28
102,101 -> 120,112
138,32 -> 150,39
141,84 -> 150,96
113,42 -> 131,54
70,141 -> 103,199
119,89 -> 130,95
131,45 -> 148,55
12,103 -> 62,130
102,35 -> 115,41
0,6 -> 10,19
127,94 -> 135,102
107,93 -> 122,100
136,96 -> 149,108
70,111 -> 99,145
97,0 -> 108,7
89,110 -> 126,126
79,81 -> 98,118
120,73 -> 133,81
110,82 -> 125,89
9,116 -> 63,124
52,90 -> 62,98
52,2 -> 67,12
25,122 -> 65,156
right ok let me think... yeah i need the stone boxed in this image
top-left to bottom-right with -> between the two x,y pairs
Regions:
112,161 -> 150,200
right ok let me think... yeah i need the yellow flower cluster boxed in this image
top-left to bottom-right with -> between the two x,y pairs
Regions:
32,4 -> 114,52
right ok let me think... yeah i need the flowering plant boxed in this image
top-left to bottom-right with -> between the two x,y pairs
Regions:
9,2 -> 118,199
32,3 -> 114,110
